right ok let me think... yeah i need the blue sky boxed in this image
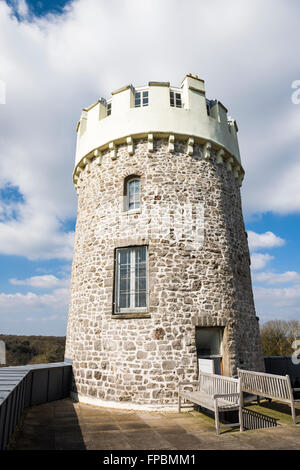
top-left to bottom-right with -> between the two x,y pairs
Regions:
7,0 -> 69,17
0,0 -> 299,335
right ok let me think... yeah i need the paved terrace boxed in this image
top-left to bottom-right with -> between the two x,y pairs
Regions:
8,398 -> 300,450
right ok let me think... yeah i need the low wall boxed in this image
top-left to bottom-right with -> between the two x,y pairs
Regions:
0,362 -> 72,450
264,356 -> 300,388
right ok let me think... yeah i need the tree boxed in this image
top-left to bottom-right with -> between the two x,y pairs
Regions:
260,320 -> 300,356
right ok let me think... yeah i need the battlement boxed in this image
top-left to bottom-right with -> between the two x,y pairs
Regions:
67,75 -> 264,410
74,74 -> 243,185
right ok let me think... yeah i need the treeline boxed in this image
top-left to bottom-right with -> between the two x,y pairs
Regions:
260,320 -> 300,356
1,319 -> 299,368
0,334 -> 65,367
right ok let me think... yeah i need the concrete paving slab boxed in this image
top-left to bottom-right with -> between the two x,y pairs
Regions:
7,397 -> 300,450
85,430 -> 132,450
80,422 -> 120,432
122,429 -> 175,450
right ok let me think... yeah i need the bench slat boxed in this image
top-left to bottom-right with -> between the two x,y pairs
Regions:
238,369 -> 291,401
238,368 -> 298,425
178,372 -> 243,435
179,390 -> 240,411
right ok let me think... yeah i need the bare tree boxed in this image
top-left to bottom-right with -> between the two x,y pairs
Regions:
260,320 -> 300,356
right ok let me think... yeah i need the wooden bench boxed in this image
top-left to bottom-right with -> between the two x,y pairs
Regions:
237,368 -> 300,425
178,371 -> 243,435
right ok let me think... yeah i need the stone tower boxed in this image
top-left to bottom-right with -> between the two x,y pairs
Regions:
65,74 -> 264,410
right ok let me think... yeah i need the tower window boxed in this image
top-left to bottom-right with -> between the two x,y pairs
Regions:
135,91 -> 149,107
170,91 -> 182,108
125,176 -> 140,211
107,102 -> 112,116
114,246 -> 148,313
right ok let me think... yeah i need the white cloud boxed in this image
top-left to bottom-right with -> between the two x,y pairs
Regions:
9,274 -> 69,289
247,231 -> 285,251
251,253 -> 274,271
253,284 -> 300,322
1,269 -> 70,333
26,314 -> 60,322
0,283 -> 70,334
0,218 -> 75,260
0,0 -> 299,264
0,287 -> 69,313
252,269 -> 300,322
0,198 -> 21,221
12,0 -> 29,19
241,108 -> 300,216
252,270 -> 300,285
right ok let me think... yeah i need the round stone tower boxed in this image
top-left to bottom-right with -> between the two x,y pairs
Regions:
65,74 -> 264,410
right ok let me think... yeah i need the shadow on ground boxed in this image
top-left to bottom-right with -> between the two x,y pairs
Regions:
7,398 -> 300,450
8,399 -> 86,450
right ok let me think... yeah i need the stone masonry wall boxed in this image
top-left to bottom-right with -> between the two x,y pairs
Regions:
65,137 -> 265,407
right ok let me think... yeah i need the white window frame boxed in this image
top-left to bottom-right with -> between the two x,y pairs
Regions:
170,90 -> 182,108
135,90 -> 149,107
114,246 -> 148,314
107,101 -> 112,116
125,177 -> 141,211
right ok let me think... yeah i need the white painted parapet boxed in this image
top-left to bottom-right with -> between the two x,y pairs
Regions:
74,74 -> 243,184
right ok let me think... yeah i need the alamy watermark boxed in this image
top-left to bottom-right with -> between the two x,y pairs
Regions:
291,80 -> 300,104
0,80 -> 6,104
95,199 -> 205,251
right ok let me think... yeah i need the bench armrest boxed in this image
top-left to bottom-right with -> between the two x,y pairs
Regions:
213,392 -> 240,400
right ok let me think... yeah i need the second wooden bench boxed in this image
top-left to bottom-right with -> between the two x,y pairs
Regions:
237,368 -> 300,425
178,371 -> 243,435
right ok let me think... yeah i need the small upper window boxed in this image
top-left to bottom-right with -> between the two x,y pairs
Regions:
107,102 -> 112,116
135,91 -> 149,107
206,99 -> 216,117
170,91 -> 182,108
125,177 -> 140,211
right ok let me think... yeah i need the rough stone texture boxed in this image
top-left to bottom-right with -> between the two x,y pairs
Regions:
65,137 -> 264,407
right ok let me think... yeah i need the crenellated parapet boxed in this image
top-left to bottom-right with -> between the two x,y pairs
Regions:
73,133 -> 245,190
66,74 -> 264,409
73,74 -> 244,187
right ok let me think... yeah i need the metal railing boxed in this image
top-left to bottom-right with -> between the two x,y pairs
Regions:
0,362 -> 72,450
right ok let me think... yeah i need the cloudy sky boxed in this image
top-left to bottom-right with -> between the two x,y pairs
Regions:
0,0 -> 299,335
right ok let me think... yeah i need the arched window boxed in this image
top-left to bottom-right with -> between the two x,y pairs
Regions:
125,176 -> 140,211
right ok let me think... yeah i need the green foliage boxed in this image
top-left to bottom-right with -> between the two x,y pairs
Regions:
0,334 -> 65,366
260,320 -> 300,356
